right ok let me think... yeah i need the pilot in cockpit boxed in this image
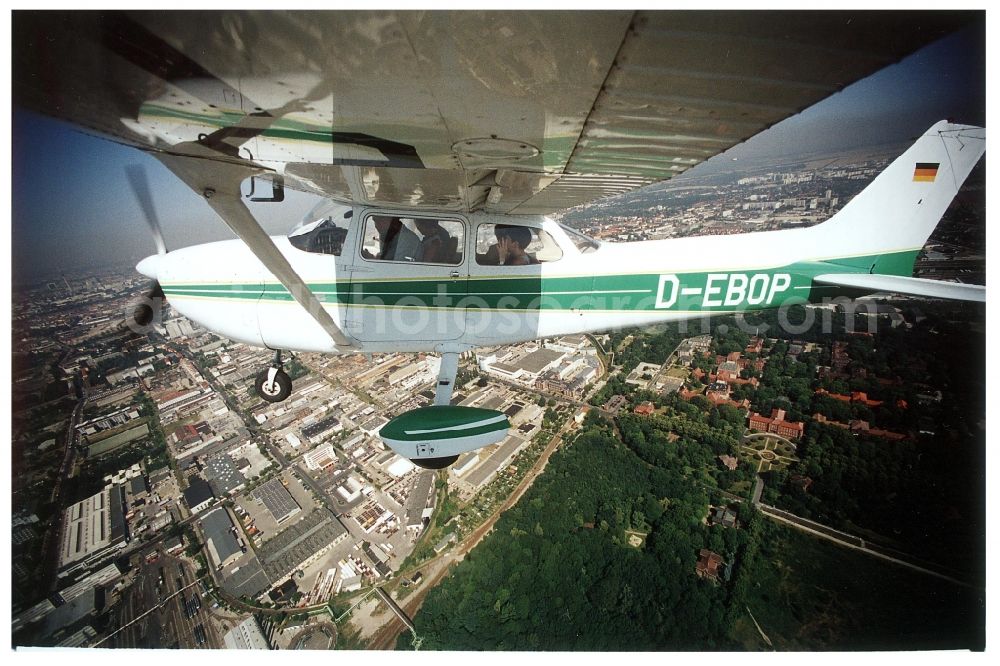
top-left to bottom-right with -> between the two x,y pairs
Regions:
481,224 -> 534,266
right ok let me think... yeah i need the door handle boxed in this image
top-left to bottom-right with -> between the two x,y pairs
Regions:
450,271 -> 461,278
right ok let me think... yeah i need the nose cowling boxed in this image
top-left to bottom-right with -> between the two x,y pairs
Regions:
136,254 -> 163,280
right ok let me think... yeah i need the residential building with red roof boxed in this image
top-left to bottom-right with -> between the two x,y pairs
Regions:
633,401 -> 656,416
695,549 -> 724,581
748,408 -> 804,439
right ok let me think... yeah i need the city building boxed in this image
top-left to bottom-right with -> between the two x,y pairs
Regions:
164,318 -> 196,339
386,456 -> 416,478
183,476 -> 215,514
203,453 -> 246,496
223,616 -> 269,649
709,506 -> 738,529
748,408 -> 804,440
164,536 -> 184,555
76,406 -> 141,437
336,476 -> 365,503
405,471 -> 436,532
604,394 -> 628,415
58,485 -> 128,572
252,478 -> 302,525
200,507 -> 243,570
302,416 -> 342,444
303,444 -> 337,471
544,334 -> 591,354
626,362 -> 661,386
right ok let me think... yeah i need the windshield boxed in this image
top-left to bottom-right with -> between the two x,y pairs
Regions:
288,200 -> 354,256
290,200 -> 353,237
558,222 -> 601,253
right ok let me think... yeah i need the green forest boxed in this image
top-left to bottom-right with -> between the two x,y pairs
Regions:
408,420 -> 745,649
407,414 -> 983,650
765,303 -> 986,574
406,301 -> 984,650
739,518 -> 983,650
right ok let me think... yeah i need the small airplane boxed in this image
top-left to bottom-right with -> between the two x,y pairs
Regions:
13,11 -> 985,468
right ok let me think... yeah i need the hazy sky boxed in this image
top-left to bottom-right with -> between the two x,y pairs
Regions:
11,17 -> 985,281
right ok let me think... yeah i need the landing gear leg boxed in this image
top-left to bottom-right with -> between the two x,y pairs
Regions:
433,352 -> 459,406
255,349 -> 292,403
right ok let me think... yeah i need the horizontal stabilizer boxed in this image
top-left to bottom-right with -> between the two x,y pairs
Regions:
815,274 -> 985,302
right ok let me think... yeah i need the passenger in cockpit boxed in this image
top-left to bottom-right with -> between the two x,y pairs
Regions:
415,219 -> 452,264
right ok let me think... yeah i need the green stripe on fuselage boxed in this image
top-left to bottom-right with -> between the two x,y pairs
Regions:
161,250 -> 919,313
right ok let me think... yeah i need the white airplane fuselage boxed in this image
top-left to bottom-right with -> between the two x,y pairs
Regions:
141,213 -> 826,355
137,121 -> 985,358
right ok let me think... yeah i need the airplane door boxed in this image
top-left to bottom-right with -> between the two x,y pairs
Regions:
346,213 -> 468,345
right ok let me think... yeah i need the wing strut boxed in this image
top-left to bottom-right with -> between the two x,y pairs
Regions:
154,143 -> 357,349
814,273 -> 985,303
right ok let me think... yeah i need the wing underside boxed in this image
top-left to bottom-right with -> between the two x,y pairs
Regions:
13,10 -> 977,213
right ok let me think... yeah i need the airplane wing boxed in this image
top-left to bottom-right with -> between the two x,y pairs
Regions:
12,10 -> 977,214
814,273 -> 986,302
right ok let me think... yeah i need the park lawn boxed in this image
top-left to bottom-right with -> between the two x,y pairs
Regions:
727,480 -> 751,497
739,520 -> 984,650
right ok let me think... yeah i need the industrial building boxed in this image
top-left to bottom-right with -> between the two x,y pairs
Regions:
256,509 -> 349,585
203,453 -> 246,496
201,507 -> 244,570
455,435 -> 528,494
252,478 -> 302,524
183,476 -> 215,514
58,485 -> 128,572
223,617 -> 269,649
405,471 -> 436,532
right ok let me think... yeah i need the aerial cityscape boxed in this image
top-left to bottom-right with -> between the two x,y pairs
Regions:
7,8 -> 988,655
10,139 -> 985,649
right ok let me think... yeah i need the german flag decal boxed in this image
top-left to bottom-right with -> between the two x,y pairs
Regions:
913,162 -> 939,182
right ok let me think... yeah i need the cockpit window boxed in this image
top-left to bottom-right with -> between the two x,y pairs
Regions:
361,215 -> 464,265
288,201 -> 353,256
558,222 -> 600,253
476,223 -> 563,266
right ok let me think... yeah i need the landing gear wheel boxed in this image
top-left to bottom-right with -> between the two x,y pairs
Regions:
255,368 -> 292,403
411,455 -> 459,470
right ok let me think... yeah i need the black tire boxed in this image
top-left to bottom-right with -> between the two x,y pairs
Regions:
411,455 -> 459,470
255,368 -> 292,403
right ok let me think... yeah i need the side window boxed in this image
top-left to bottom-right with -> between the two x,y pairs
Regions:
361,216 -> 464,265
476,224 -> 563,266
288,203 -> 352,256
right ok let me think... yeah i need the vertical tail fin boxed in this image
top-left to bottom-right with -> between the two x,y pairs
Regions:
813,120 -> 985,275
